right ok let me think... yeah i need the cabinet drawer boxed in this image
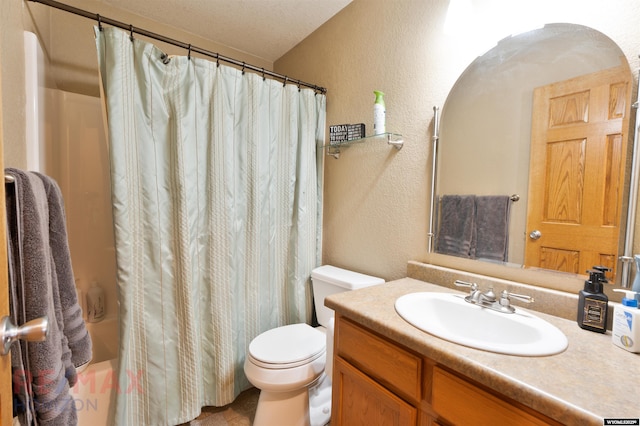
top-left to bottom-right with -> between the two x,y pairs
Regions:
336,316 -> 422,403
332,357 -> 418,426
432,367 -> 558,426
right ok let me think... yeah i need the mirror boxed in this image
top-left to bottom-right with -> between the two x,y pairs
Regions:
435,23 -> 634,280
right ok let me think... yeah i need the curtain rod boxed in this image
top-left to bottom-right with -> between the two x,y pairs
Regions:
27,0 -> 327,94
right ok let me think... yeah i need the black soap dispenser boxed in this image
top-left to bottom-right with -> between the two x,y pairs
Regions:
577,266 -> 609,333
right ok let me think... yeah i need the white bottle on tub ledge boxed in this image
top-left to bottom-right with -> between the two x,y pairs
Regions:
86,281 -> 105,323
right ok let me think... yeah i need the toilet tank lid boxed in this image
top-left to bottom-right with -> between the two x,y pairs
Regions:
311,265 -> 385,290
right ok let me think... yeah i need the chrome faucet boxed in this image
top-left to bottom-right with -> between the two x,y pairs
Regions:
454,280 -> 534,314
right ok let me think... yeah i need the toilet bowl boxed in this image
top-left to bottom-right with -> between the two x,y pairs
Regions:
244,265 -> 384,426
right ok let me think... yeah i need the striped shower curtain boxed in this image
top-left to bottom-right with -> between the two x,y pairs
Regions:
95,27 -> 325,425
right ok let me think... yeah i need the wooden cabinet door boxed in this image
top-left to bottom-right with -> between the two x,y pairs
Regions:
332,356 -> 417,426
525,65 -> 631,278
431,367 -> 559,426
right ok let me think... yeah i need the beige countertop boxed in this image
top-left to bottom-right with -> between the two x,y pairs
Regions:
325,277 -> 640,425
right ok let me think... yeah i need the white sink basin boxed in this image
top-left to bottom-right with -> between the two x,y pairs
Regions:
395,292 -> 568,356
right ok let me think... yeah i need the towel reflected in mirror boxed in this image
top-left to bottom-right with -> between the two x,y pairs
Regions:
436,195 -> 511,262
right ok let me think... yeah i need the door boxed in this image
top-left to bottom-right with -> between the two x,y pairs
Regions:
0,108 -> 11,425
524,65 -> 632,279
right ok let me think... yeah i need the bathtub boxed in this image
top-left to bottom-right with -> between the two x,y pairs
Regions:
71,317 -> 119,425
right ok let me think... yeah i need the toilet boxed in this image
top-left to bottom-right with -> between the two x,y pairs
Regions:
244,265 -> 384,426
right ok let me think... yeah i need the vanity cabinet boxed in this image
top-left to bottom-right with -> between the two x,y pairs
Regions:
332,315 -> 562,426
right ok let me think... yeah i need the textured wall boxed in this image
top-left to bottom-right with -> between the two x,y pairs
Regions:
275,0 -> 640,287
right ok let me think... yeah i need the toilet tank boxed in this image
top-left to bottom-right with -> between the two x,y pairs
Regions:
311,265 -> 385,327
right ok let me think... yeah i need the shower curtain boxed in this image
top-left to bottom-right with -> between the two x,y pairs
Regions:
95,27 -> 325,425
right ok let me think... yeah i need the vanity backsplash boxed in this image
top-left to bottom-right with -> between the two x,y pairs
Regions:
406,261 -> 614,328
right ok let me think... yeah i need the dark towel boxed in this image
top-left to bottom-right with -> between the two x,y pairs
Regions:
436,195 -> 475,258
473,195 -> 511,262
6,179 -> 36,424
5,168 -> 78,425
35,172 -> 92,370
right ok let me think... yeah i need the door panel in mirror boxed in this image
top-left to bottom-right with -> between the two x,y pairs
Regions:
525,66 -> 631,280
436,23 -> 633,280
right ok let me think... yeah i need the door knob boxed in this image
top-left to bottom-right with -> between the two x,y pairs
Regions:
529,230 -> 542,240
1,315 -> 49,356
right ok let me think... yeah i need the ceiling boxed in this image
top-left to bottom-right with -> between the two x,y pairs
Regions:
94,0 -> 353,62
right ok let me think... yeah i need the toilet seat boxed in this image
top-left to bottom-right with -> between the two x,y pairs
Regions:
249,323 -> 326,369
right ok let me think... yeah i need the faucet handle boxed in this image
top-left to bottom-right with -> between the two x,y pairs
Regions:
454,280 -> 478,291
496,290 -> 534,313
500,290 -> 534,304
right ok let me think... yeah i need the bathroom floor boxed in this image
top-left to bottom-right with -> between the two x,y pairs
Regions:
181,387 -> 259,425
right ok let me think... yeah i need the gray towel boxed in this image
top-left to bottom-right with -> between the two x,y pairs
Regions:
436,195 -> 475,258
6,180 -> 36,424
473,195 -> 511,262
5,168 -> 78,425
35,172 -> 92,370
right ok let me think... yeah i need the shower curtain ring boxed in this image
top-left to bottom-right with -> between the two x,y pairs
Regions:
242,62 -> 246,75
216,55 -> 220,67
129,24 -> 134,41
188,44 -> 192,60
261,68 -> 266,81
283,76 -> 288,87
297,80 -> 301,92
97,14 -> 103,31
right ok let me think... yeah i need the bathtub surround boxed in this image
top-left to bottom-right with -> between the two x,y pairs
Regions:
70,317 -> 119,425
96,27 -> 326,425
